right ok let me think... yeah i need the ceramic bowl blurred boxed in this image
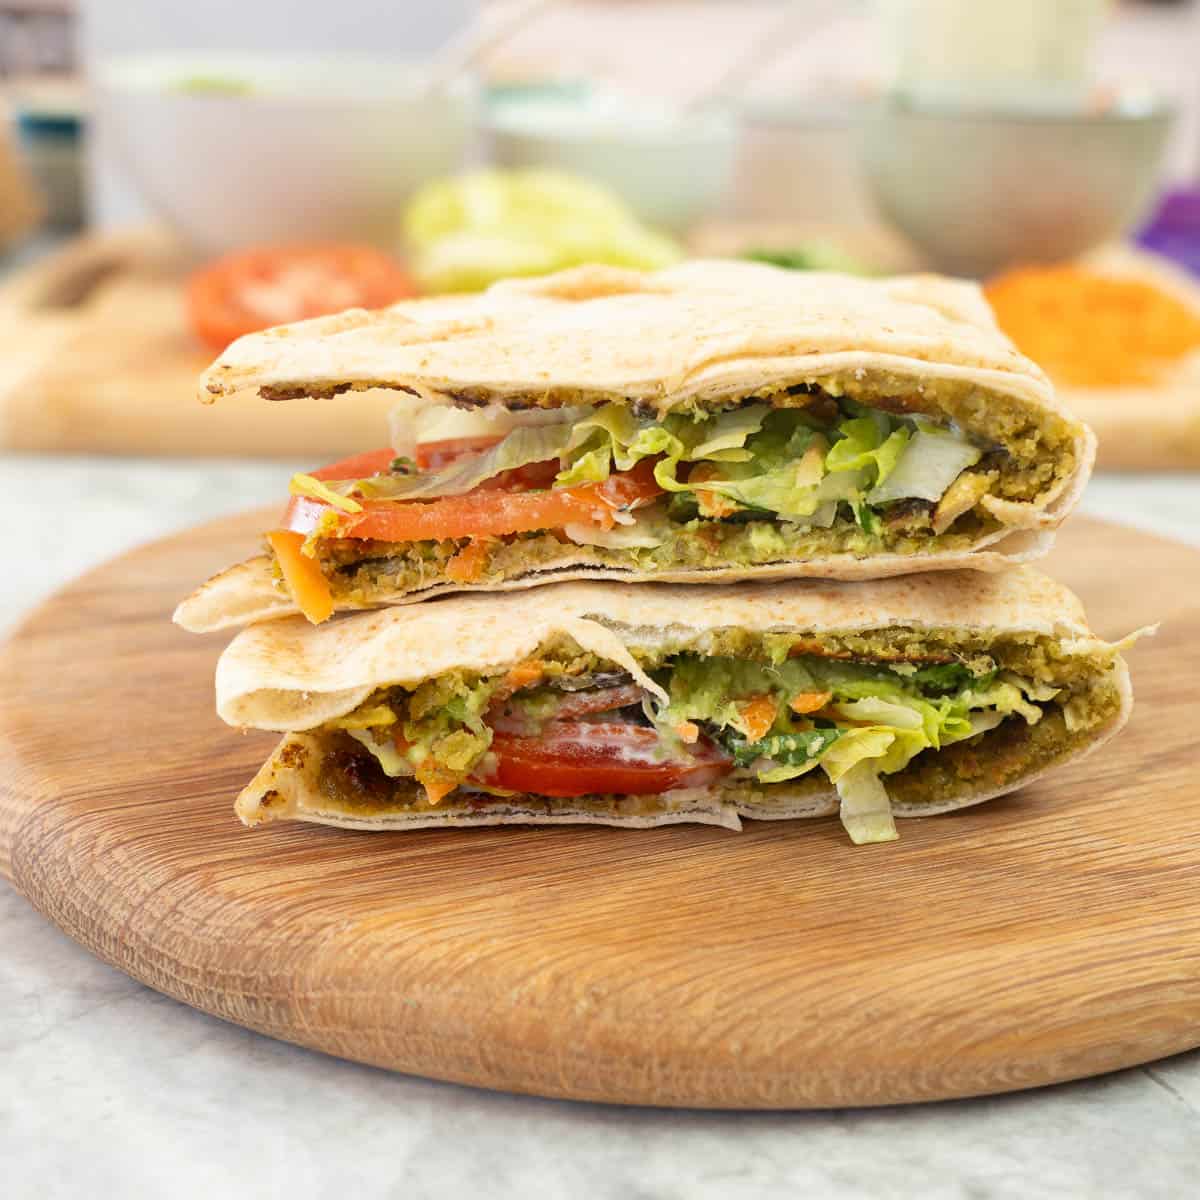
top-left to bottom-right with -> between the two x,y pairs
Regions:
94,53 -> 476,253
485,89 -> 738,233
728,94 -> 876,227
861,92 -> 1173,277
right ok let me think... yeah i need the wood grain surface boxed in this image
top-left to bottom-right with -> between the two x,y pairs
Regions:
1,513 -> 1198,1108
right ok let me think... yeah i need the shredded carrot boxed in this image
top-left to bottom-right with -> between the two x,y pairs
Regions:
674,720 -> 700,744
789,691 -> 833,715
737,695 -> 778,743
985,265 -> 1200,388
267,530 -> 333,624
445,537 -> 494,583
418,774 -> 458,806
492,660 -> 545,702
687,462 -> 740,519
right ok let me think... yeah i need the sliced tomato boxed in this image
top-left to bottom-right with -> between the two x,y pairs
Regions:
478,458 -> 563,492
188,246 -> 416,352
285,464 -> 660,543
307,448 -> 397,481
338,486 -> 614,541
415,436 -> 504,470
484,721 -> 731,798
489,683 -> 647,733
280,448 -> 397,532
415,436 -> 562,490
545,684 -> 647,720
594,457 -> 662,510
279,448 -> 663,542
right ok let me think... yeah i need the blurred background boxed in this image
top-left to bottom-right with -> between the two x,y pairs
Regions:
1,0 -> 1199,624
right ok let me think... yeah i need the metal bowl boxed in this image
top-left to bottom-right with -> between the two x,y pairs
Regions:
861,93 -> 1173,277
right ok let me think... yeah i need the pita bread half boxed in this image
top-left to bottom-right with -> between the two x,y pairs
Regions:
214,570 -> 1134,835
175,261 -> 1097,633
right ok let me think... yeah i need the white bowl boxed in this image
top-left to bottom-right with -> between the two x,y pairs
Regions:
94,52 -> 476,253
485,91 -> 738,234
861,92 -> 1173,277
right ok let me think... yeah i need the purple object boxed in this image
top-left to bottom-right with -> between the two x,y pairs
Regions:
1137,188 -> 1200,276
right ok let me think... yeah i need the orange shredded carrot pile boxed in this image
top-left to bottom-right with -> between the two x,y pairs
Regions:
737,695 -> 778,743
985,265 -> 1200,388
504,660 -> 545,691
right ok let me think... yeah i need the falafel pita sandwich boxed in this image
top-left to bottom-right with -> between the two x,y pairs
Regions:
176,260 -> 1094,633
219,570 -> 1137,845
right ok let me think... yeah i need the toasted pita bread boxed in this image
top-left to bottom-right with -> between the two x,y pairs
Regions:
175,527 -> 1056,635
216,571 -> 1134,834
200,260 -> 1055,415
177,262 -> 1094,632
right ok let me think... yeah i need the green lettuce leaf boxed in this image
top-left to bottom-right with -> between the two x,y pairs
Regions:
724,727 -> 842,769
825,416 -> 910,487
866,423 -> 982,505
834,761 -> 900,845
658,649 -> 1053,845
355,423 -> 574,500
557,403 -> 771,491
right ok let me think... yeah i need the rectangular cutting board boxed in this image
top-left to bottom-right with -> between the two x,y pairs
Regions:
0,228 -> 399,458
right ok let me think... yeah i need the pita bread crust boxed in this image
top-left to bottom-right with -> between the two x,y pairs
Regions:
173,557 -> 289,633
173,525 -> 1060,635
214,568 -> 1096,732
178,261 -> 1095,629
201,260 -> 1060,413
236,658 -> 1130,831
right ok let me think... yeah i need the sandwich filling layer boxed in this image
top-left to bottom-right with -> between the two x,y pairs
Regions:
241,623 -> 1125,844
270,373 -> 1081,622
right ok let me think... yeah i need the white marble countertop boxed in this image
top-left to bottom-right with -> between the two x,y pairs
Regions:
3,452 -> 1200,1199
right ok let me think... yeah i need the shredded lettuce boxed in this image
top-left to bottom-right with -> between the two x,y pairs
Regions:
867,422 -> 982,505
725,727 -> 842,770
355,424 -> 575,500
289,474 -> 363,513
347,728 -> 412,777
552,402 -> 984,532
562,518 -> 666,549
835,762 -> 900,845
825,415 -> 910,486
657,651 -> 1052,844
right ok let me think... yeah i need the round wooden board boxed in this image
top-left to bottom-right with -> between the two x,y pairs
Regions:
2,513 -> 1200,1109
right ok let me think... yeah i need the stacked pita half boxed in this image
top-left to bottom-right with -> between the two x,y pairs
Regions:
178,260 -> 1137,844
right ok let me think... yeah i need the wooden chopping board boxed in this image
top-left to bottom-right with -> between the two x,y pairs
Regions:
0,229 -> 398,458
1,513 -> 1199,1108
